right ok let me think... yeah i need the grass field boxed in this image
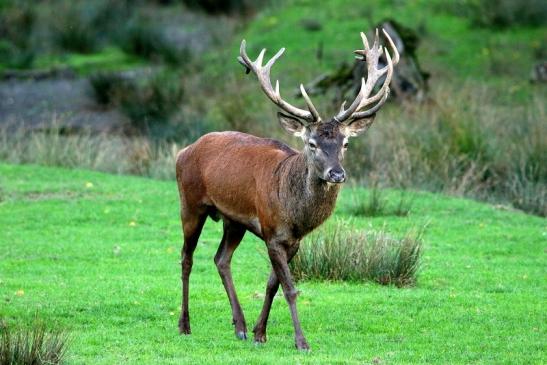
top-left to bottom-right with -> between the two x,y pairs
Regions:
0,163 -> 545,364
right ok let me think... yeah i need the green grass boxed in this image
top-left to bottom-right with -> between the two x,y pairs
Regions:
0,163 -> 545,364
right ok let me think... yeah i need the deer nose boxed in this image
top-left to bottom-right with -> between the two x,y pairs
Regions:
327,168 -> 346,183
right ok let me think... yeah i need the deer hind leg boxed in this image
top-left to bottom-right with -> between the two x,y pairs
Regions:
178,209 -> 207,335
214,219 -> 247,340
253,242 -> 299,344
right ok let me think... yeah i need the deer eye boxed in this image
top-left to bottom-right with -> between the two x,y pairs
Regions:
308,141 -> 317,149
343,142 -> 349,149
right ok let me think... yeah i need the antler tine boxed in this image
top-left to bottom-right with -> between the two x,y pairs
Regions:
334,77 -> 366,122
382,29 -> 400,66
334,28 -> 398,125
351,49 -> 393,119
238,39 -> 321,123
354,48 -> 394,110
300,84 -> 321,122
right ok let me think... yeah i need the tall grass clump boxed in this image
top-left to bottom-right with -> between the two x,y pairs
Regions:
0,123 -> 182,180
0,322 -> 69,365
290,223 -> 423,287
347,185 -> 414,217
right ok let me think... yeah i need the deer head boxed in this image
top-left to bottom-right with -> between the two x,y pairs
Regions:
238,29 -> 399,184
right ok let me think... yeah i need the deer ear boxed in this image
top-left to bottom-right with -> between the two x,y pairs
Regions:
277,112 -> 306,137
344,115 -> 376,137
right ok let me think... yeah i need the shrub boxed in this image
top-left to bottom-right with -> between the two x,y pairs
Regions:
290,223 -> 423,286
443,0 -> 547,28
50,0 -> 130,54
118,71 -> 185,131
118,20 -> 189,65
51,2 -> 99,53
89,72 -> 128,105
0,322 -> 69,365
0,1 -> 36,68
88,70 -> 184,133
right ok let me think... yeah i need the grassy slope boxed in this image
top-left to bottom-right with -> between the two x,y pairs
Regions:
235,0 -> 543,80
0,163 -> 545,364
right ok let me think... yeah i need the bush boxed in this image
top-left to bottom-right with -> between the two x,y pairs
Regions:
51,2 -> 99,53
88,70 -> 184,133
290,223 -> 423,286
118,71 -> 185,131
0,322 -> 69,365
118,20 -> 190,65
0,1 -> 36,68
50,0 -> 130,54
444,0 -> 547,28
89,72 -> 127,105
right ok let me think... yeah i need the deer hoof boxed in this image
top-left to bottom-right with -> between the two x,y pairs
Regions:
295,339 -> 310,352
253,333 -> 267,343
178,317 -> 191,335
236,331 -> 247,340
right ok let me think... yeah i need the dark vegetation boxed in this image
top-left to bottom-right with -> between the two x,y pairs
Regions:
0,322 -> 69,365
290,223 -> 423,286
442,0 -> 547,28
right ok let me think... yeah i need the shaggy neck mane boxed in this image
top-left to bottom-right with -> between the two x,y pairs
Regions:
277,152 -> 340,238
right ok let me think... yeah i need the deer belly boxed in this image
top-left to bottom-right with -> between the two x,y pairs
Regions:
210,197 -> 263,237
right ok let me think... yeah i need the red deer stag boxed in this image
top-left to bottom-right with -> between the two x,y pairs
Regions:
176,29 -> 399,350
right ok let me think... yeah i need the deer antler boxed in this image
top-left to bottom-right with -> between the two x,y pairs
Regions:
334,28 -> 400,124
238,40 -> 322,124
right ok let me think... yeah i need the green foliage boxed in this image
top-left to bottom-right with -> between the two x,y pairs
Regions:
118,72 -> 185,131
89,72 -> 127,105
118,20 -> 190,65
0,1 -> 36,68
0,322 -> 69,365
445,0 -> 547,28
0,163 -> 545,363
88,70 -> 185,133
290,223 -> 422,286
50,0 -> 131,54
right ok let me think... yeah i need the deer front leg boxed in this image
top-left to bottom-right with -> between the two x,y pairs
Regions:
265,240 -> 309,351
253,243 -> 299,344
